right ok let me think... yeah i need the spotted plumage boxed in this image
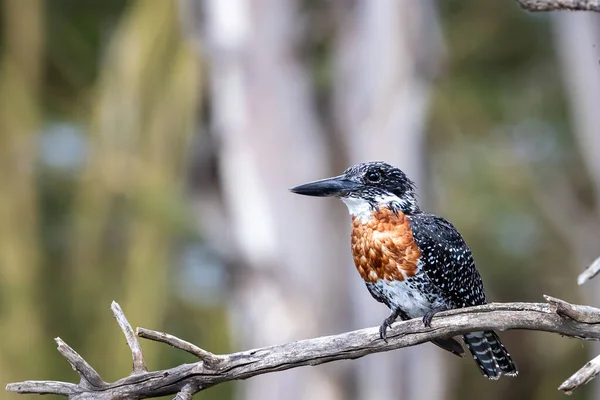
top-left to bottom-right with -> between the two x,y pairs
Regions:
291,161 -> 518,379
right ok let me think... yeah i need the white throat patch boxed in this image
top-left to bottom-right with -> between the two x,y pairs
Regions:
341,194 -> 401,223
340,197 -> 373,223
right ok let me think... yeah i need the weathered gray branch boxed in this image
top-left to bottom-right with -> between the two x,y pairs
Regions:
6,297 -> 600,399
111,301 -> 147,374
516,0 -> 600,11
55,338 -> 105,389
560,353 -> 600,394
556,256 -> 600,395
579,256 -> 600,285
136,327 -> 220,364
173,384 -> 195,400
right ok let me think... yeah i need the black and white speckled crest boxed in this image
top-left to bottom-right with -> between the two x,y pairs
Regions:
342,161 -> 418,213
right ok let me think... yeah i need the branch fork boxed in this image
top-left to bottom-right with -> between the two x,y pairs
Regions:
6,296 -> 600,398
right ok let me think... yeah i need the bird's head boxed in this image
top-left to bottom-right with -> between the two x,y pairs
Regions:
290,161 -> 419,220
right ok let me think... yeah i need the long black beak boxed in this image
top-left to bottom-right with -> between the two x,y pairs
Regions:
289,175 -> 362,197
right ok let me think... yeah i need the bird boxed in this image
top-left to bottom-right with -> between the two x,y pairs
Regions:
290,161 -> 517,379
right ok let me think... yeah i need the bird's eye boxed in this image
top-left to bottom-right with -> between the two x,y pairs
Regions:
366,170 -> 382,183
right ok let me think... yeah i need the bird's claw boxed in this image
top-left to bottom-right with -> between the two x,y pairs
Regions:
379,322 -> 389,343
423,312 -> 434,328
423,307 -> 447,327
380,311 -> 401,343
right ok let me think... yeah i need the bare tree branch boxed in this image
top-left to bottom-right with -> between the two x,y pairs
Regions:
516,0 -> 600,11
544,295 -> 600,323
111,301 -> 147,374
560,353 -> 600,394
136,327 -> 221,364
520,175 -> 600,392
557,257 -> 600,394
5,298 -> 600,399
54,338 -> 105,389
579,256 -> 600,285
173,384 -> 196,400
5,381 -> 77,396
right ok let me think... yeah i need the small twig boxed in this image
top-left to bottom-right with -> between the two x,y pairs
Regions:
173,384 -> 196,400
55,338 -> 106,388
516,0 -> 600,11
5,381 -> 77,396
111,301 -> 147,374
556,256 -> 600,395
578,256 -> 600,285
544,295 -> 600,324
560,353 -> 600,394
137,327 -> 221,365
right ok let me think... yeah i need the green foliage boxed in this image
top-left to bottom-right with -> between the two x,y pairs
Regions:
0,2 -> 228,400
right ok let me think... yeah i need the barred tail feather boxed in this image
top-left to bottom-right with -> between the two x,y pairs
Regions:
463,331 -> 518,379
463,332 -> 500,379
484,331 -> 518,376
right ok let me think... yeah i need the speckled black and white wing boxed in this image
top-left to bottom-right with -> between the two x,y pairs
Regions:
407,213 -> 486,308
407,213 -> 517,379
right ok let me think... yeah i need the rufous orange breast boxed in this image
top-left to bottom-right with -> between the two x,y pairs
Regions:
351,207 -> 421,283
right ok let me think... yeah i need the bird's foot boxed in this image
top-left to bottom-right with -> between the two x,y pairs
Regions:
422,312 -> 435,328
422,307 -> 447,328
379,310 -> 401,343
379,322 -> 389,343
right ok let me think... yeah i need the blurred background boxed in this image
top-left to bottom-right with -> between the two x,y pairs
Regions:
1,1 -> 599,399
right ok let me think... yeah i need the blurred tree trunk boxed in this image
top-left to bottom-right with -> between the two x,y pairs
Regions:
332,1 -> 449,399
200,1 -> 351,400
0,0 -> 46,384
551,12 -> 600,400
70,0 -> 200,379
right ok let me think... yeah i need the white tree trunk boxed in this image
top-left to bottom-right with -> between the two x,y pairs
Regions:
551,12 -> 600,399
201,1 -> 350,399
333,1 -> 448,399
